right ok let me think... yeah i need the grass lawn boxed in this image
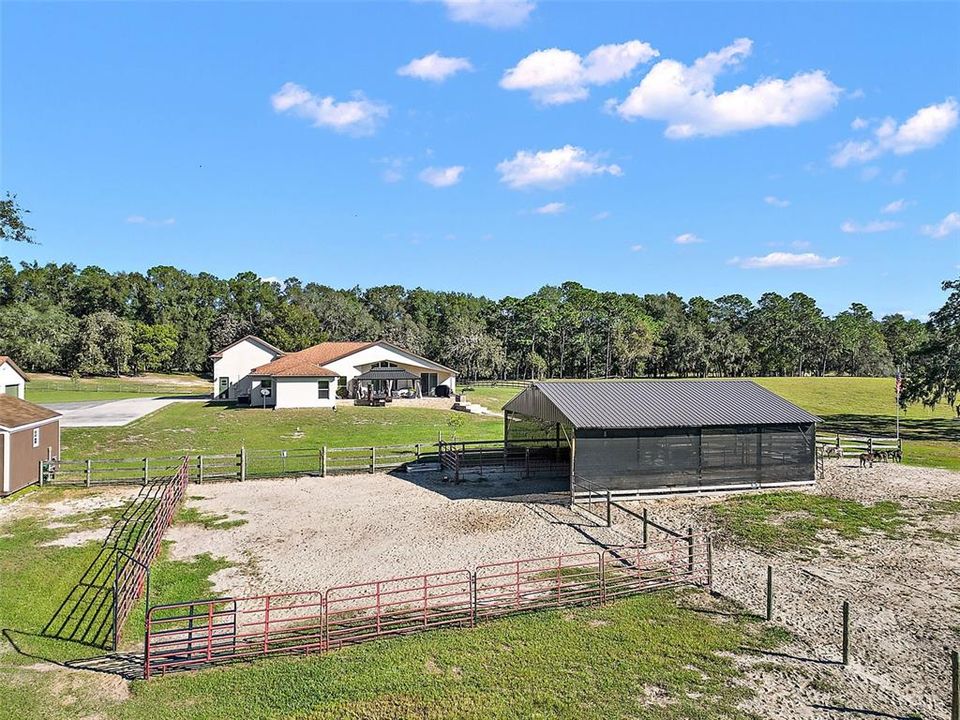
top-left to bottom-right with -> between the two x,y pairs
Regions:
710,490 -> 907,554
25,372 -> 209,405
61,402 -> 504,458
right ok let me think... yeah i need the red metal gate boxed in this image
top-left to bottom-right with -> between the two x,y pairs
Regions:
324,570 -> 473,650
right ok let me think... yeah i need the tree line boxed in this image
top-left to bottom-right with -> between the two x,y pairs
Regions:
0,256 -> 938,384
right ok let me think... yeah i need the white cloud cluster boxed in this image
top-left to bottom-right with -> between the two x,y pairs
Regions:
840,219 -> 900,234
419,165 -> 465,187
674,232 -> 703,245
730,252 -> 844,269
921,211 -> 960,238
443,0 -> 534,28
398,52 -> 473,82
613,38 -> 841,138
880,199 -> 911,214
831,99 -> 958,167
501,41 -> 658,105
496,145 -> 622,189
764,195 -> 790,208
534,201 -> 567,215
271,82 -> 388,136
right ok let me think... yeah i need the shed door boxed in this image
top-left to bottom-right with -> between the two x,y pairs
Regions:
218,377 -> 229,399
4,384 -> 18,397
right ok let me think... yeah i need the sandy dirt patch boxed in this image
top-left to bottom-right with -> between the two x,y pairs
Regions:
611,460 -> 960,720
165,473 -> 593,596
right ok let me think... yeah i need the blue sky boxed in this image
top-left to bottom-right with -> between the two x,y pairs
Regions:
3,1 -> 958,317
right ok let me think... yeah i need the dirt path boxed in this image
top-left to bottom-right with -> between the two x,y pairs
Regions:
612,461 -> 960,719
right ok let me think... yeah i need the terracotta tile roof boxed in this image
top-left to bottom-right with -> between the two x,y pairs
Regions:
0,356 -> 29,381
210,335 -> 285,359
250,342 -> 373,378
0,394 -> 60,429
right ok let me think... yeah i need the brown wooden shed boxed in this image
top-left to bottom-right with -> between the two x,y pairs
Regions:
0,394 -> 61,496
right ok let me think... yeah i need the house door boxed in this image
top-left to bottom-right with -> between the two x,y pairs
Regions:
218,377 -> 230,399
420,373 -> 438,395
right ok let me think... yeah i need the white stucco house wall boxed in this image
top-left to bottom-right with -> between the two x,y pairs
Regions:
210,336 -> 283,401
210,337 -> 456,409
0,357 -> 28,399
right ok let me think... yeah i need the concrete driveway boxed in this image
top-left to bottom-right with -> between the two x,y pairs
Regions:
43,396 -> 205,428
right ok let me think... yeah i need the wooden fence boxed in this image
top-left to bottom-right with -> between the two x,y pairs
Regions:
28,380 -> 206,396
816,433 -> 901,457
41,443 -> 438,486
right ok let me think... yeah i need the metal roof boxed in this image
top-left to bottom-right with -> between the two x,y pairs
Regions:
354,367 -> 421,381
503,380 -> 820,430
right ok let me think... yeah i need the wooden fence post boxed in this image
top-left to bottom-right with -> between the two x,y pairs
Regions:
706,536 -> 714,590
370,447 -> 376,473
765,566 -> 774,621
605,490 -> 612,528
524,447 -> 530,478
321,446 -> 327,477
38,459 -> 45,487
868,437 -> 874,456
642,508 -> 648,547
842,600 -> 850,666
85,459 -> 92,488
687,527 -> 694,575
415,443 -> 421,460
239,447 -> 247,482
197,455 -> 204,484
951,649 -> 959,720
143,457 -> 149,486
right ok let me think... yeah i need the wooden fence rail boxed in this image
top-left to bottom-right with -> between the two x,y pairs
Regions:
41,443 -> 439,486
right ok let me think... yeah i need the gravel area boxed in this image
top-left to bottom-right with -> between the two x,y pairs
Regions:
166,472 -> 594,596
610,460 -> 960,720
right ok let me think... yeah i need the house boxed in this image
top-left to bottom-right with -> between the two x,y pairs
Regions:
210,337 -> 456,409
0,356 -> 29,399
0,394 -> 61,496
503,380 -> 819,497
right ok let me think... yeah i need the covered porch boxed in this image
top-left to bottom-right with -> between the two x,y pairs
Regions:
353,366 -> 422,406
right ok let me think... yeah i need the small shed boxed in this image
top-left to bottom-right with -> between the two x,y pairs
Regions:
503,380 -> 819,496
0,394 -> 61,496
0,356 -> 29,399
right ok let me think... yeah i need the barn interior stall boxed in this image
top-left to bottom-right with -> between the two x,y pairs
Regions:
502,380 -> 819,498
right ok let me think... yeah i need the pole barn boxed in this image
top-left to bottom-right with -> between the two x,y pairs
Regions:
503,380 -> 819,498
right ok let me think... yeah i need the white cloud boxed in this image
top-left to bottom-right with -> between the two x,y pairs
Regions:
630,244 -> 644,252
880,199 -> 911,214
398,52 -> 473,82
730,252 -> 844,269
764,195 -> 790,208
674,233 -> 704,244
921,211 -> 960,238
501,41 -> 658,105
260,276 -> 281,284
830,98 -> 959,167
614,38 -> 841,138
533,201 -> 567,215
593,211 -> 611,221
376,156 -> 409,183
496,145 -> 622,189
840,219 -> 901,234
851,116 -> 869,130
126,215 -> 174,226
419,165 -> 465,187
442,0 -> 534,28
271,82 -> 388,136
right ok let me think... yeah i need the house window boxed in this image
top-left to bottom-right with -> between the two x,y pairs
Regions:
260,379 -> 273,390
373,361 -> 396,368
318,380 -> 330,399
32,428 -> 40,448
